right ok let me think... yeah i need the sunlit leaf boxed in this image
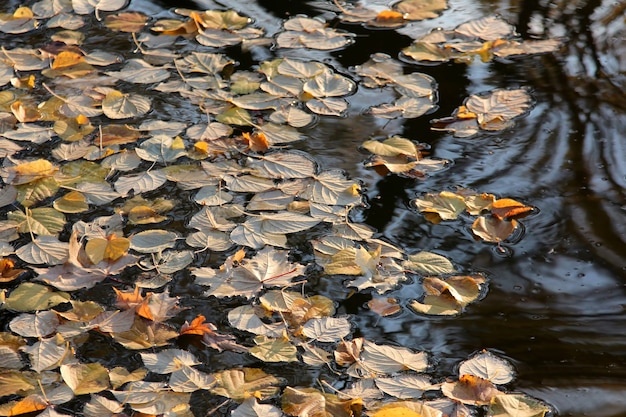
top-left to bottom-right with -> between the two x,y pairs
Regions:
471,216 -> 518,243
72,0 -> 129,15
248,151 -> 317,179
106,58 -> 171,84
140,349 -> 199,374
232,397 -> 284,417
8,207 -> 66,236
361,340 -> 429,375
487,393 -> 550,417
282,386 -> 361,417
53,190 -> 89,213
16,236 -> 69,265
22,334 -> 68,372
394,0 -> 448,20
112,317 -> 178,349
403,251 -> 456,275
249,335 -> 298,362
459,350 -> 515,385
301,317 -> 351,342
102,89 -> 151,119
228,305 -> 285,337
412,191 -> 466,222
491,198 -> 534,220
83,395 -> 124,417
104,11 -> 148,32
114,169 -> 167,196
210,367 -> 284,402
442,374 -> 503,405
303,70 -> 356,98
375,374 -> 439,399
3,283 -> 69,312
9,311 -> 60,337
130,229 -> 179,253
454,15 -> 515,41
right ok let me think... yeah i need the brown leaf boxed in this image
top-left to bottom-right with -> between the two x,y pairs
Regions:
441,374 -> 503,405
0,258 -> 27,283
335,337 -> 363,366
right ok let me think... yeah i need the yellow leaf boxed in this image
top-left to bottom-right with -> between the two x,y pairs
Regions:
53,190 -> 89,213
11,159 -> 57,185
51,51 -> 85,69
85,235 -> 130,264
60,363 -> 110,395
13,6 -> 34,18
372,405 -> 424,417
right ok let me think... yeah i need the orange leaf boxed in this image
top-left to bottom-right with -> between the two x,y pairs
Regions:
0,258 -> 27,283
367,297 -> 401,317
242,131 -> 270,152
180,314 -> 216,336
51,51 -> 85,69
491,198 -> 534,220
113,286 -> 144,310
375,10 -> 405,25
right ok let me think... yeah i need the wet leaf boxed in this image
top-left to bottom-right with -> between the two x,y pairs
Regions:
61,362 -> 110,395
232,397 -> 284,417
102,89 -> 151,119
282,386 -> 361,417
459,350 -> 515,385
394,0 -> 448,20
375,374 -> 438,399
302,317 -> 351,342
472,216 -> 518,243
454,15 -> 515,41
361,340 -> 429,375
104,11 -> 148,32
140,348 -> 200,374
250,335 -> 298,362
130,229 -> 179,253
9,310 -> 60,337
442,374 -> 503,405
487,393 -> 550,417
228,305 -> 285,337
114,169 -> 167,195
412,191 -> 466,222
403,251 -> 456,275
491,198 -> 534,220
15,236 -> 69,265
210,367 -> 284,402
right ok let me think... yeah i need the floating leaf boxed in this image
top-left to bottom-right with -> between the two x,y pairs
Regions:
140,349 -> 199,374
487,393 -> 550,417
9,311 -> 60,337
412,191 -> 467,222
130,229 -> 179,253
232,397 -> 284,417
210,367 -> 284,402
394,0 -> 448,20
114,169 -> 167,196
104,12 -> 148,32
102,90 -> 151,119
459,350 -> 515,385
361,340 -> 429,375
61,363 -> 110,395
375,374 -> 438,399
471,216 -> 518,243
442,374 -> 503,405
16,236 -> 69,265
282,386 -> 360,417
301,317 -> 351,342
403,251 -> 456,275
491,198 -> 534,220
249,335 -> 298,362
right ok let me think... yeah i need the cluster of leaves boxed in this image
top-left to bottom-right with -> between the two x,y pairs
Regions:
0,0 -> 558,416
334,0 -> 447,29
412,190 -> 535,248
401,15 -> 562,64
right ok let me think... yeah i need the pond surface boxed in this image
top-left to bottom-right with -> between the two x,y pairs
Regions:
1,0 -> 625,415
156,0 -> 626,415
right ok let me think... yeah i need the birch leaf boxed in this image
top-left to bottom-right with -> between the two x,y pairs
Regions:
16,236 -> 69,265
458,350 -> 515,384
302,317 -> 351,342
102,90 -> 151,119
60,362 -> 110,395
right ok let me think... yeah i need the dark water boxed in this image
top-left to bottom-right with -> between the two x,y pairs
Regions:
2,0 -> 625,415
